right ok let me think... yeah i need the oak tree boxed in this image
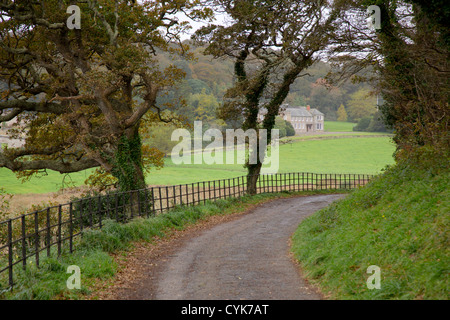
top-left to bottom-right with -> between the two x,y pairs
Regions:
0,0 -> 212,191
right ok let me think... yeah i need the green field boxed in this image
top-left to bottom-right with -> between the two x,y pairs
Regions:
0,135 -> 396,194
0,168 -> 95,194
324,121 -> 356,132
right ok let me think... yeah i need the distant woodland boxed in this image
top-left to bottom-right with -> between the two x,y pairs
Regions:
156,42 -> 379,129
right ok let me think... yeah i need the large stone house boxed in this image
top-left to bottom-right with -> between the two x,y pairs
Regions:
259,104 -> 324,135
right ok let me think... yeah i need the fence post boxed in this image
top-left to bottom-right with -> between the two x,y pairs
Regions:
159,188 -> 163,213
46,208 -> 51,257
115,193 -> 119,222
69,203 -> 73,253
57,205 -> 62,256
89,197 -> 94,227
34,211 -> 39,267
79,199 -> 84,232
105,194 -> 110,220
185,184 -> 189,205
7,219 -> 13,287
98,195 -> 102,228
21,215 -> 26,270
269,174 -> 272,193
144,189 -> 149,217
208,181 -> 211,200
165,186 -> 169,210
150,188 -> 155,216
129,191 -> 134,220
308,173 -> 310,190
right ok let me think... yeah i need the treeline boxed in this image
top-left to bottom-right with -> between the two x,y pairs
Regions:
156,44 -> 379,129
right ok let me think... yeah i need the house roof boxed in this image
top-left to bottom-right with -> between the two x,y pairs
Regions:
259,104 -> 324,117
285,107 -> 311,117
309,108 -> 324,115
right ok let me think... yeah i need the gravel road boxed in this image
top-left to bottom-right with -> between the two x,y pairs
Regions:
104,194 -> 345,300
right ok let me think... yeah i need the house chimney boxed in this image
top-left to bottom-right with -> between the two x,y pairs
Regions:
307,105 -> 310,111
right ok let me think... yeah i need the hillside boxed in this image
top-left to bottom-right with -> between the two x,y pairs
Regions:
156,43 -> 377,124
291,155 -> 449,299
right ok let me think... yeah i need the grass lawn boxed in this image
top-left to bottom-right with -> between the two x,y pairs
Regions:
0,136 -> 396,194
0,168 -> 94,194
324,121 -> 356,132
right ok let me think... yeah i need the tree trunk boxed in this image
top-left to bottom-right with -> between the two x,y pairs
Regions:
112,128 -> 146,192
246,161 -> 262,195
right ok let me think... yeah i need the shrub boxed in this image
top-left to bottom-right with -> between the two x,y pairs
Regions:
353,117 -> 372,132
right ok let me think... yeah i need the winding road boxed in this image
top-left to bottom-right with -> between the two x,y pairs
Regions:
104,194 -> 345,300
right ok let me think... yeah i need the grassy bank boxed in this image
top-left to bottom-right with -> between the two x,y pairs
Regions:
291,158 -> 449,299
1,190 -> 338,300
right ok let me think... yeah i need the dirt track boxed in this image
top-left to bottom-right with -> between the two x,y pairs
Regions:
99,194 -> 345,300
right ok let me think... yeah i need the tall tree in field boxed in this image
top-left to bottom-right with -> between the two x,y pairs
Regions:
337,104 -> 348,122
194,0 -> 344,194
346,88 -> 377,122
0,0 -> 212,191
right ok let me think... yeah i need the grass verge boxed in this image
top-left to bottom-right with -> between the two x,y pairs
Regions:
1,189 -> 344,300
291,160 -> 449,299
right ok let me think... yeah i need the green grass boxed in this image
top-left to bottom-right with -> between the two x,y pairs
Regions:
0,191 -> 325,300
0,168 -> 94,194
0,136 -> 396,194
291,160 -> 449,299
154,136 -> 395,182
324,121 -> 356,132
